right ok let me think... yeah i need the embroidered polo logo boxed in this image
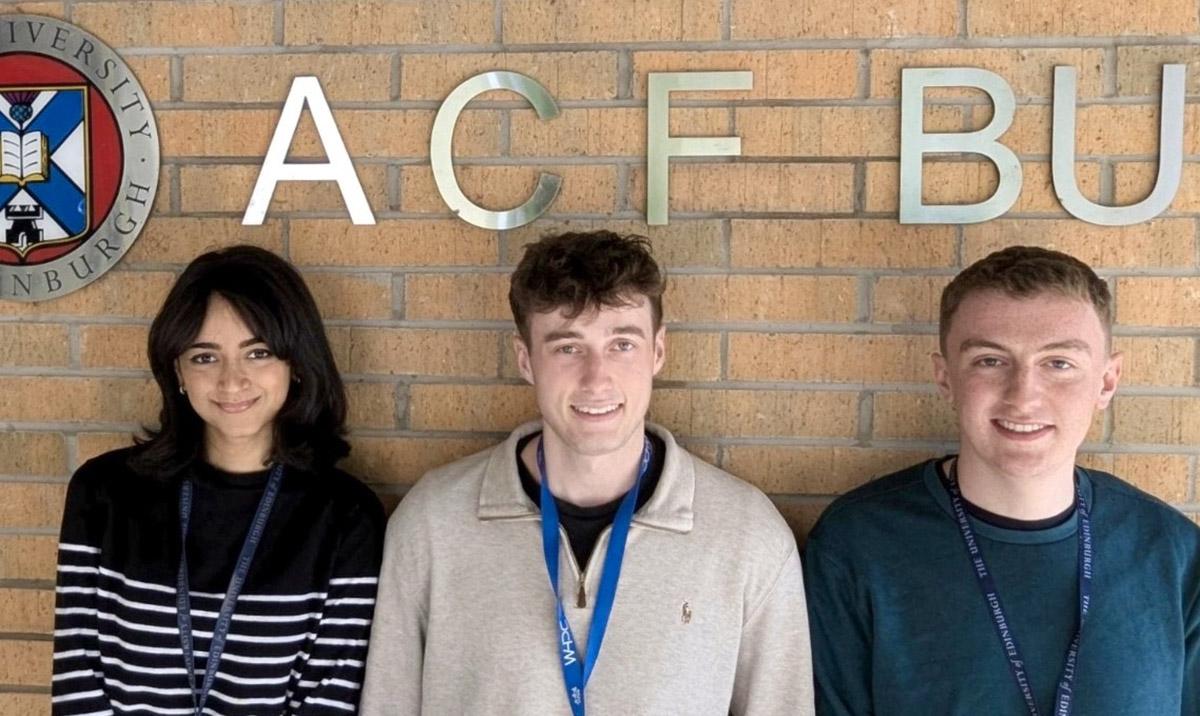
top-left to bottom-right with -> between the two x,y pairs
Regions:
681,601 -> 692,624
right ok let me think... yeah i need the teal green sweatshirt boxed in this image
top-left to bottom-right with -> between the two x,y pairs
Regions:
803,459 -> 1200,715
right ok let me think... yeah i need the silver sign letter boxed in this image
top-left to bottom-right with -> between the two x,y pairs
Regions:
899,68 -> 1020,224
1052,64 -> 1184,226
431,71 -> 561,230
646,71 -> 752,225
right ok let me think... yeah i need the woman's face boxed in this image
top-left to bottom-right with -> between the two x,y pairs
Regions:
175,295 -> 292,463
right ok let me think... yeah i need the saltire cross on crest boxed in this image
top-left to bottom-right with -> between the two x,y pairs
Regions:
0,85 -> 89,255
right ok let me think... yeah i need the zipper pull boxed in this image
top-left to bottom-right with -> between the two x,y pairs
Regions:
576,577 -> 587,609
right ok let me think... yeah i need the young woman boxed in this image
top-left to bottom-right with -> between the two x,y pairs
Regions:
51,246 -> 385,716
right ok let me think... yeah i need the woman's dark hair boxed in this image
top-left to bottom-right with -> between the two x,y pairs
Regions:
130,245 -> 349,478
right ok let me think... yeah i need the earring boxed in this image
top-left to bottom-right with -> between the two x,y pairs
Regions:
179,384 -> 186,395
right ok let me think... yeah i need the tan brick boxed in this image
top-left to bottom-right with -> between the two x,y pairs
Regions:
0,640 -> 51,685
340,328 -> 499,377
154,164 -> 174,217
871,48 -> 1106,99
872,276 -> 950,324
0,588 -> 53,633
1113,337 -> 1193,387
666,275 -> 857,323
773,498 -> 830,545
737,106 -> 963,158
964,219 -> 1196,269
184,53 -> 393,102
345,381 -> 396,430
0,482 -> 66,529
1114,162 -> 1200,211
0,377 -> 156,424
0,536 -> 56,581
1118,46 -> 1200,96
631,163 -> 856,214
1079,453 -> 1190,503
970,104 -> 1172,157
129,217 -> 284,265
410,384 -> 537,431
682,441 -> 719,466
401,52 -> 618,101
511,107 -> 727,158
505,0 -> 719,42
74,1 -> 273,47
346,436 -> 496,486
180,164 -> 389,214
731,219 -> 956,269
0,323 -> 68,367
1116,278 -> 1200,327
285,0 -> 492,44
291,220 -> 498,268
631,50 -> 859,100
5,271 -> 175,320
77,432 -> 136,464
401,164 -> 618,215
728,334 -> 937,383
506,220 -> 724,268
160,109 -> 499,159
650,388 -> 858,438
80,324 -> 148,369
872,392 -> 956,439
969,1 -> 1199,37
0,693 -> 49,716
724,445 -> 936,494
661,332 -> 721,382
302,272 -> 393,320
126,56 -> 172,105
734,0 -> 956,38
0,433 -> 66,477
864,161 -> 1102,214
405,273 -> 509,321
0,3 -> 64,19
1113,396 -> 1200,444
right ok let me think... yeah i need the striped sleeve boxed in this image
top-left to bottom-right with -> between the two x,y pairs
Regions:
289,499 -> 385,715
52,469 -> 114,716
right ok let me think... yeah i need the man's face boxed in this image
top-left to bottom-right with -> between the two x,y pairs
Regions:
932,289 -> 1121,483
514,297 -> 665,459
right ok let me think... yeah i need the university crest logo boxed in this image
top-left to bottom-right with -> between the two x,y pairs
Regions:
0,16 -> 158,300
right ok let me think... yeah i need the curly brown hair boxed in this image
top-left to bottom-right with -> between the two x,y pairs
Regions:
940,245 -> 1112,353
509,230 -> 666,343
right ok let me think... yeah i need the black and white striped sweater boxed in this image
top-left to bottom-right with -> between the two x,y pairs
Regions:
52,448 -> 386,716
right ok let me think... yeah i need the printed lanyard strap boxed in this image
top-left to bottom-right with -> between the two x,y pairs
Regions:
946,462 -> 1093,716
538,436 -> 652,716
176,463 -> 284,716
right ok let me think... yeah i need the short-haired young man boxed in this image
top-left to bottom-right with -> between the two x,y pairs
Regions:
361,231 -> 813,714
803,246 -> 1200,715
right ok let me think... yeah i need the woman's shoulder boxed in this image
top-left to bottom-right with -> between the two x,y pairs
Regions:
296,463 -> 386,530
70,445 -> 144,493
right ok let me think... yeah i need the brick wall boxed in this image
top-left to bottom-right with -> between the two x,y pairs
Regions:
4,0 -> 1200,708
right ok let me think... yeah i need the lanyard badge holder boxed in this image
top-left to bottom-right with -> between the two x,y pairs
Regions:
538,437 -> 652,716
176,463 -> 284,716
946,462 -> 1093,716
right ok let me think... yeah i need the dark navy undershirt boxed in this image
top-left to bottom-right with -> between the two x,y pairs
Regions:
936,457 -> 1075,531
518,432 -> 665,569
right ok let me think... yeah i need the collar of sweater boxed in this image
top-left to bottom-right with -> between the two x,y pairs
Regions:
477,420 -> 695,534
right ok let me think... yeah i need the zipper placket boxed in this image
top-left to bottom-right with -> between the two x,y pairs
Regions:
563,523 -> 619,610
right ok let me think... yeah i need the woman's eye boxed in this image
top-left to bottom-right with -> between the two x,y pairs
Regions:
248,348 -> 274,360
188,353 -> 216,365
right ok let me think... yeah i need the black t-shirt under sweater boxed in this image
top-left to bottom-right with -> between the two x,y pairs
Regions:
517,432 -> 666,569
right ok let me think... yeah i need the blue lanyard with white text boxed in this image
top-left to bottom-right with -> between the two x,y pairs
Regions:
946,461 -> 1093,716
538,436 -> 652,716
176,463 -> 284,716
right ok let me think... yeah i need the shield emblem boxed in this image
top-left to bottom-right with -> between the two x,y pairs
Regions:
0,85 -> 89,256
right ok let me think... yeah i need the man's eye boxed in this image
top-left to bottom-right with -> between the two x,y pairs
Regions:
1047,359 -> 1074,370
975,356 -> 1003,367
614,340 -> 635,351
556,345 -> 578,355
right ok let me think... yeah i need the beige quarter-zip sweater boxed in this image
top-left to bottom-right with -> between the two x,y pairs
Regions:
361,422 -> 814,715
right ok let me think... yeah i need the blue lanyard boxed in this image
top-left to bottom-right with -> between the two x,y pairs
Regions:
946,462 -> 1093,716
538,436 -> 652,716
176,463 -> 284,716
